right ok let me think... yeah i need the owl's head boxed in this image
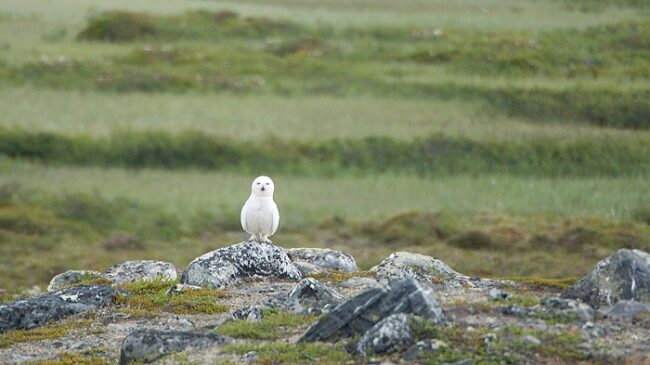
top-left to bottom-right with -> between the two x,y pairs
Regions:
251,176 -> 275,197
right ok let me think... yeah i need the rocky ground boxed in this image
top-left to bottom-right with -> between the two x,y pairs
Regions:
0,243 -> 649,365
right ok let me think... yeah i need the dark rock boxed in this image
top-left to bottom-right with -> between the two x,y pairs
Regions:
47,270 -> 101,292
401,339 -> 447,361
606,300 -> 650,319
0,285 -> 116,333
288,278 -> 345,311
299,278 -> 443,342
540,296 -> 594,321
119,329 -> 230,365
286,248 -> 358,274
181,241 -> 302,289
101,260 -> 177,285
232,305 -> 264,321
564,249 -> 650,307
355,313 -> 414,355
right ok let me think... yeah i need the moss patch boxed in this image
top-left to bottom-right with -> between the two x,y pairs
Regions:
116,277 -> 229,315
224,343 -> 351,364
499,276 -> 578,290
26,352 -> 109,365
216,309 -> 318,340
307,270 -> 373,283
0,320 -> 91,348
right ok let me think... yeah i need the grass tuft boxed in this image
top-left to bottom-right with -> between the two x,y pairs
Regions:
216,308 -> 318,340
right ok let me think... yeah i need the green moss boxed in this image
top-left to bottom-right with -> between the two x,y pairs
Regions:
224,343 -> 351,365
26,352 -> 109,365
500,277 -> 578,289
116,277 -> 229,315
411,319 -> 587,363
216,309 -> 318,340
77,11 -> 156,42
0,320 -> 91,348
307,270 -> 373,283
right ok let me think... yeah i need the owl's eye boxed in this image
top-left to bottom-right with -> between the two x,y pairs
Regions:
265,183 -> 270,185
256,182 -> 260,185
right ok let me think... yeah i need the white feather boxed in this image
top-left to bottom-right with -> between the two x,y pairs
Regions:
240,176 -> 280,242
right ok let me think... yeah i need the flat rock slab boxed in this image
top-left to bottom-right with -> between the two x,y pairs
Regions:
119,329 -> 231,365
288,278 -> 345,311
300,278 -> 443,342
0,285 -> 117,333
101,260 -> 178,285
564,249 -> 650,307
287,248 -> 358,274
181,241 -> 302,289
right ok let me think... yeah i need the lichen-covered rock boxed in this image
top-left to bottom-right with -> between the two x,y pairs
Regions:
119,329 -> 231,365
299,278 -> 443,342
232,305 -> 265,321
540,296 -> 594,321
564,249 -> 650,307
0,285 -> 116,333
286,248 -> 358,274
370,252 -> 468,288
47,270 -> 101,292
180,241 -> 302,289
101,260 -> 177,285
355,313 -> 414,355
288,278 -> 345,312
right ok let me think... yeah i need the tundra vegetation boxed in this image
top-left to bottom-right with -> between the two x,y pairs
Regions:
0,0 -> 648,362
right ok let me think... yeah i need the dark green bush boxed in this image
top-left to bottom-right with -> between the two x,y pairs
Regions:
77,11 -> 156,42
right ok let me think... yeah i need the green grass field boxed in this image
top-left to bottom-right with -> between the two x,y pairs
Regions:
0,0 -> 648,290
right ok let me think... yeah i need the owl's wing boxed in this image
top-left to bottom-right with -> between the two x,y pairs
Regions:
240,201 -> 249,232
271,202 -> 280,235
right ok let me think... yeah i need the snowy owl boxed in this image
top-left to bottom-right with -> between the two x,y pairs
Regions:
240,176 -> 280,243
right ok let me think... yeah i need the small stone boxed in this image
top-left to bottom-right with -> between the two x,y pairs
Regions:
101,260 -> 177,285
288,278 -> 345,311
606,300 -> 650,319
232,305 -> 264,321
47,270 -> 101,292
287,248 -> 358,273
522,335 -> 541,346
356,313 -> 414,355
244,351 -> 258,363
488,288 -> 510,301
181,241 -> 302,289
540,296 -> 594,321
166,283 -> 202,296
300,278 -> 444,342
401,340 -> 447,361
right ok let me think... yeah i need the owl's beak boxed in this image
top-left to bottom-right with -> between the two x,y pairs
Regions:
261,186 -> 266,192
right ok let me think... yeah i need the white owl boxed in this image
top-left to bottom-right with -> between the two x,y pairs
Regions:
240,176 -> 280,243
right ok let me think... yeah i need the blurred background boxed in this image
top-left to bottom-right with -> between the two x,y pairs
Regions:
0,0 -> 648,292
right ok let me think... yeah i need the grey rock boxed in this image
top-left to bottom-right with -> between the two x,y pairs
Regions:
444,360 -> 473,365
606,300 -> 650,319
0,285 -> 116,333
181,241 -> 302,289
287,248 -> 358,273
370,252 -> 468,288
119,329 -> 230,365
292,261 -> 323,276
101,260 -> 177,285
288,278 -> 345,311
47,270 -> 101,292
232,305 -> 264,321
564,249 -> 650,307
488,288 -> 510,301
522,335 -> 541,346
540,296 -> 594,321
299,278 -> 444,342
401,339 -> 447,361
356,313 -> 414,355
